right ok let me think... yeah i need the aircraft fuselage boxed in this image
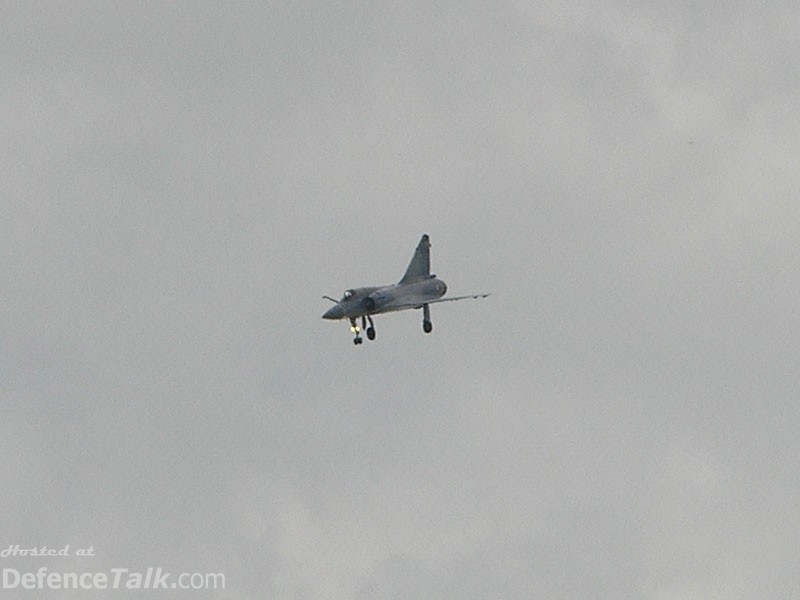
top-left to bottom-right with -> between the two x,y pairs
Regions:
322,276 -> 447,320
322,234 -> 487,344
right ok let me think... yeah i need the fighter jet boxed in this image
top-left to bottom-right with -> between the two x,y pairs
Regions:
322,234 -> 489,344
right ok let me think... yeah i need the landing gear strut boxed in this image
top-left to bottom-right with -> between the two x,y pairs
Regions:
351,316 -> 376,345
350,318 -> 363,345
422,304 -> 433,333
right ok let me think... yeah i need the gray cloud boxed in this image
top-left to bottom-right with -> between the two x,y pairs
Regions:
2,2 -> 798,598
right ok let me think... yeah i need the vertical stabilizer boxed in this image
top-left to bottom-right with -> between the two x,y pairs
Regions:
399,234 -> 431,284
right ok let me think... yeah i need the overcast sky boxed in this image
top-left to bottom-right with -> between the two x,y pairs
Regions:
2,2 -> 799,598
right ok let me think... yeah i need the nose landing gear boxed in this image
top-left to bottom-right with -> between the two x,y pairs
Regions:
350,318 -> 363,345
351,316 -> 376,345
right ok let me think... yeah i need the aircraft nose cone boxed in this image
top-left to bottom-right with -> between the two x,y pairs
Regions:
322,305 -> 344,320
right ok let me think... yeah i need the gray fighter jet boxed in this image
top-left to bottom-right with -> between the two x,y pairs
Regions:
322,234 -> 489,344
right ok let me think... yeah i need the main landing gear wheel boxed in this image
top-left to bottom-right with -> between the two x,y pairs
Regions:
423,320 -> 433,333
365,315 -> 376,341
